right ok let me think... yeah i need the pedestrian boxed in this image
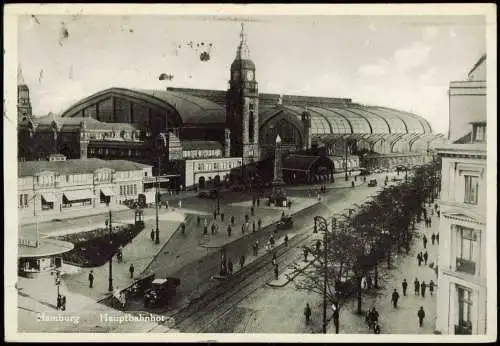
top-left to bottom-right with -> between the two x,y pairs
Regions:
304,303 -> 312,325
370,307 -> 379,325
165,201 -> 169,210
88,270 -> 94,288
213,210 -> 217,220
204,225 -> 208,235
178,200 -> 182,208
373,322 -> 381,334
256,239 -> 260,253
284,234 -> 289,246
252,243 -> 257,256
423,235 -> 428,249
316,239 -> 321,253
437,210 -> 440,217
257,198 -> 260,207
332,303 -> 340,334
197,216 -> 201,227
117,246 -> 123,263
231,215 -> 235,225
150,228 -> 155,242
431,233 -> 436,245
402,279 -> 408,296
274,264 -> 279,280
428,217 -> 432,227
57,294 -> 62,310
240,255 -> 245,269
221,213 -> 225,222
429,280 -> 435,296
304,247 -> 309,262
253,221 -> 256,233
417,306 -> 425,327
251,206 -> 254,216
414,278 -> 420,296
211,223 -> 216,235
228,259 -> 233,275
61,295 -> 66,311
245,213 -> 249,222
421,281 -> 427,297
436,233 -> 439,244
271,252 -> 277,266
288,200 -> 292,210
181,222 -> 186,235
270,235 -> 275,247
391,289 -> 400,308
423,251 -> 429,265
281,211 -> 285,218
129,264 -> 134,279
417,252 -> 422,266
227,225 -> 232,237
241,223 -> 245,234
258,218 -> 262,231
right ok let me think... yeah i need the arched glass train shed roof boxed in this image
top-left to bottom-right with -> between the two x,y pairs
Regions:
59,87 -> 435,138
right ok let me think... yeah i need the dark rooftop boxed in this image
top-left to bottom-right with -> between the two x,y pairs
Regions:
181,140 -> 223,151
18,159 -> 152,177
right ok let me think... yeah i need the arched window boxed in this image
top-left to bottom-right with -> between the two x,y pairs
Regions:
249,111 -> 255,143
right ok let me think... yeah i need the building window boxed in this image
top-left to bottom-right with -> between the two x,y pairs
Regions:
198,164 -> 203,171
455,285 -> 473,335
120,186 -> 123,196
455,226 -> 478,275
464,175 -> 479,204
249,103 -> 254,110
214,163 -> 218,170
249,111 -> 255,143
24,194 -> 28,207
133,185 -> 137,195
19,195 -> 23,208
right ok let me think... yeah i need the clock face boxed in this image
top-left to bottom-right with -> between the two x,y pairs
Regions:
246,70 -> 254,80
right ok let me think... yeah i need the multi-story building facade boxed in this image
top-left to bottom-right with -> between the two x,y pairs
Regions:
435,55 -> 488,335
18,156 -> 153,221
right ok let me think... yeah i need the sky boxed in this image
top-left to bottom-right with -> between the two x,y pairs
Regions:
17,14 -> 487,135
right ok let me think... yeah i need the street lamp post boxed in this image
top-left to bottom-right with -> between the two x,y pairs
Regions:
345,140 -> 349,181
105,210 -> 113,292
314,216 -> 329,334
155,154 -> 161,245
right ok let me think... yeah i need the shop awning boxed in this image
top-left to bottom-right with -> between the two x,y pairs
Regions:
100,188 -> 115,197
41,192 -> 56,203
63,190 -> 94,201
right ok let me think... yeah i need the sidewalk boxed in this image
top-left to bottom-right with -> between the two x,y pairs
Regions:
19,204 -> 130,226
327,209 -> 441,334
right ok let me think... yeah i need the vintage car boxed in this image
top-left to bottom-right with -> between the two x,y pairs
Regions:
368,179 -> 378,187
143,277 -> 181,308
197,190 -> 219,199
277,215 -> 294,230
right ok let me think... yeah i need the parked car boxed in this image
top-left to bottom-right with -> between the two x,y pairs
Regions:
277,215 -> 294,230
143,277 -> 181,308
368,179 -> 378,187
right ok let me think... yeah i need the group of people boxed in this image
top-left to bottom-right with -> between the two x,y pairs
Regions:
365,307 -> 381,334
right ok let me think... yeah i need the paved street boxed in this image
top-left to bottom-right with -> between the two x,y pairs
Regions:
221,202 -> 441,334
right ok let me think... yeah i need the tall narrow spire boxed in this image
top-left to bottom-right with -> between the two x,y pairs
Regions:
236,23 -> 250,60
18,65 -> 25,85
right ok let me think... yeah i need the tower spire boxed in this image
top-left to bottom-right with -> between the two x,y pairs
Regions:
236,23 -> 250,60
18,65 -> 25,85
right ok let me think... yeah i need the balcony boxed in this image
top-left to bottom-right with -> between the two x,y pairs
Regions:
456,258 -> 476,275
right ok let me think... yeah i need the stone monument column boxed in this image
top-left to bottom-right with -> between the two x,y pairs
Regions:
273,134 -> 284,186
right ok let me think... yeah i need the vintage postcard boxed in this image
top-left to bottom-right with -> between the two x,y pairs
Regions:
4,3 -> 497,343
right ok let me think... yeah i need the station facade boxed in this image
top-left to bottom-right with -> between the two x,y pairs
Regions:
17,25 -> 446,190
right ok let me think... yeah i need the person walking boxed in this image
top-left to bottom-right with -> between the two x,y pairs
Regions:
284,234 -> 289,246
204,224 -> 208,235
274,263 -> 279,280
251,206 -> 255,216
370,307 -> 379,326
221,212 -> 225,222
88,270 -> 94,288
431,233 -> 436,245
304,303 -> 312,325
228,259 -> 233,275
414,278 -> 420,296
332,302 -> 340,334
197,215 -> 201,227
436,233 -> 439,244
129,264 -> 134,279
227,225 -> 232,237
271,252 -> 277,267
257,198 -> 260,207
423,235 -> 428,249
239,255 -> 245,270
213,210 -> 217,220
255,239 -> 260,254
423,251 -> 429,265
241,223 -> 245,234
61,295 -> 66,311
417,252 -> 423,266
429,280 -> 435,296
252,243 -> 257,256
421,281 -> 427,297
304,247 -> 309,262
391,289 -> 400,308
252,221 -> 256,233
57,294 -> 62,310
258,218 -> 262,231
373,322 -> 381,334
428,217 -> 432,227
417,307 -> 426,327
402,279 -> 408,296
178,200 -> 182,209
150,228 -> 155,242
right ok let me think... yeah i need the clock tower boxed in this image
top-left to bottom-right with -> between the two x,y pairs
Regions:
226,23 -> 259,164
